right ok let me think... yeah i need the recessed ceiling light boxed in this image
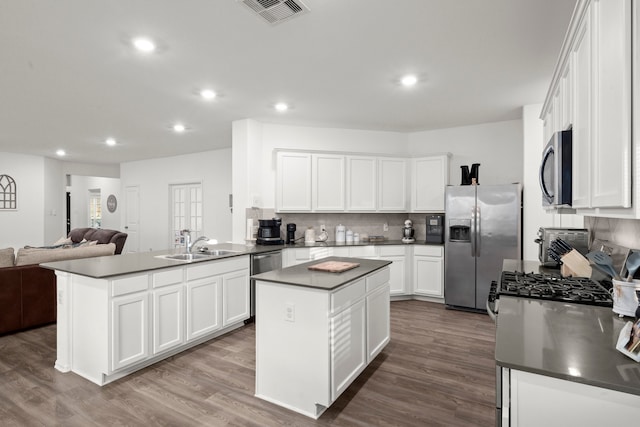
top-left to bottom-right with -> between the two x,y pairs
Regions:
400,74 -> 418,87
200,89 -> 217,100
105,138 -> 117,146
56,149 -> 66,157
274,102 -> 289,112
173,123 -> 186,133
132,37 -> 156,53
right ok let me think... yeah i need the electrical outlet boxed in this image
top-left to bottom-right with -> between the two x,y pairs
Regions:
285,303 -> 295,322
383,223 -> 389,232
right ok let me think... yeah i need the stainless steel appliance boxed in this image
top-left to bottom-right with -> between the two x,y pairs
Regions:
401,219 -> 415,243
444,184 -> 522,311
535,227 -> 589,266
540,129 -> 572,207
249,250 -> 282,322
426,214 -> 444,244
257,218 -> 284,245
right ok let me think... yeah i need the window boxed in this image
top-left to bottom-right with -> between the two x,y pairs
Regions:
170,183 -> 203,247
89,189 -> 101,228
0,174 -> 17,209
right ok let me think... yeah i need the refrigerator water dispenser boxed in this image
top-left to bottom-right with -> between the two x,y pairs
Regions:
448,220 -> 471,242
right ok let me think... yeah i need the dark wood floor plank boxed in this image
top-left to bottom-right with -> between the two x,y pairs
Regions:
0,300 -> 496,426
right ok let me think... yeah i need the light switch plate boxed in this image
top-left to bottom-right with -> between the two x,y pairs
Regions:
285,303 -> 295,322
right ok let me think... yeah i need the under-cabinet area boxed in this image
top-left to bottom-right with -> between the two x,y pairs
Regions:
53,255 -> 250,385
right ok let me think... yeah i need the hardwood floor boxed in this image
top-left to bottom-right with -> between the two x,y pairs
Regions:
0,300 -> 496,426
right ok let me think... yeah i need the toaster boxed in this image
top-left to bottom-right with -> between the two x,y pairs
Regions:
535,227 -> 589,266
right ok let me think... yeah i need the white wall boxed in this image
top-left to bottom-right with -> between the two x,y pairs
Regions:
68,175 -> 121,231
231,119 -> 410,242
121,148 -> 232,252
43,157 -> 66,244
0,152 -> 45,248
407,120 -> 524,186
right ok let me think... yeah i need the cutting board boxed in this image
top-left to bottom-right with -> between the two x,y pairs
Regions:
308,261 -> 360,273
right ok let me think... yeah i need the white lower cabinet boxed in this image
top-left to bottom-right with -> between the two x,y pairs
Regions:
255,266 -> 390,419
111,291 -> 149,371
152,285 -> 184,355
222,269 -> 250,326
379,246 -> 409,296
186,276 -> 221,341
413,246 -> 444,298
330,298 -> 367,401
507,369 -> 640,426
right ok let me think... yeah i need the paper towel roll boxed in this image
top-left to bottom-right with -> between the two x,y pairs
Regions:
246,219 -> 254,240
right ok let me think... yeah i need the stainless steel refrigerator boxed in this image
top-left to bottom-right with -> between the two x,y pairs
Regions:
444,184 -> 522,310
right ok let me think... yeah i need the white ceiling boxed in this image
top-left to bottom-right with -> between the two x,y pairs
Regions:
0,0 -> 577,165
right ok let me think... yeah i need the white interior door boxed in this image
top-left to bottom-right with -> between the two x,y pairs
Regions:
124,185 -> 140,253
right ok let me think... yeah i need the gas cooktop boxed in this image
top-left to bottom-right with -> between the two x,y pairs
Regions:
497,271 -> 613,307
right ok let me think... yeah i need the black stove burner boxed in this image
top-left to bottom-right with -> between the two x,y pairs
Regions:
499,271 -> 613,307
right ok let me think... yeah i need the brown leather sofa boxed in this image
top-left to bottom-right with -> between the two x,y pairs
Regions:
68,227 -> 128,255
0,228 -> 127,335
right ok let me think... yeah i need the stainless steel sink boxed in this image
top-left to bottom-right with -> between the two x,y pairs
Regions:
159,253 -> 214,262
198,249 -> 239,256
156,249 -> 240,262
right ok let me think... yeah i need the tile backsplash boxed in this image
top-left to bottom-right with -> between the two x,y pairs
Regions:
585,216 -> 640,250
246,208 -> 438,242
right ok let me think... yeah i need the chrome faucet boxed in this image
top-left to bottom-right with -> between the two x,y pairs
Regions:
189,235 -> 210,253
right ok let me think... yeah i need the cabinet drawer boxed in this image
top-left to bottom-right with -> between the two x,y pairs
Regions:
366,268 -> 390,293
331,279 -> 365,314
187,256 -> 248,281
414,245 -> 443,257
349,246 -> 378,258
379,246 -> 405,257
111,274 -> 149,297
153,268 -> 184,288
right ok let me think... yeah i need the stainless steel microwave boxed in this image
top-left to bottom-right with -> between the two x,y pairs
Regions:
539,129 -> 572,207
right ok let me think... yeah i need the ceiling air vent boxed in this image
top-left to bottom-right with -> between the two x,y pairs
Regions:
238,0 -> 310,25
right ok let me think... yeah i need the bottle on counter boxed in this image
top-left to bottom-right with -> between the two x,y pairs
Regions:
346,229 -> 354,243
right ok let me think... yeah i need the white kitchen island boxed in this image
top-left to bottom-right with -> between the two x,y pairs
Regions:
42,249 -> 252,386
252,256 -> 391,419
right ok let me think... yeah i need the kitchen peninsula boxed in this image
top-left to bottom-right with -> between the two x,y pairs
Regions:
42,246 -> 258,386
252,257 -> 391,419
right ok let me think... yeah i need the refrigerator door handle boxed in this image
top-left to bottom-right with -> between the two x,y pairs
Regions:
476,206 -> 481,257
470,207 -> 476,257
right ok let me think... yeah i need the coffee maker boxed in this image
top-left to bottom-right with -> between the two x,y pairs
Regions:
257,217 -> 284,245
286,223 -> 297,244
426,214 -> 445,244
402,219 -> 415,243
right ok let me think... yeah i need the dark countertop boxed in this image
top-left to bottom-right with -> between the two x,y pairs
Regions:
284,239 -> 443,248
252,256 -> 392,290
496,259 -> 640,396
40,243 -> 264,278
40,240 -> 435,279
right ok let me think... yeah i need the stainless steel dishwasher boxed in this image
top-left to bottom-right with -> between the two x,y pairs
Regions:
248,250 -> 282,323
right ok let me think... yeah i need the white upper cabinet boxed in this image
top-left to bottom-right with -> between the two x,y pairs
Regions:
571,6 -> 592,209
276,150 -> 448,213
542,0 -> 633,217
411,154 -> 450,212
276,152 -> 312,212
346,156 -> 377,211
378,157 -> 407,211
591,0 -> 631,208
312,153 -> 345,211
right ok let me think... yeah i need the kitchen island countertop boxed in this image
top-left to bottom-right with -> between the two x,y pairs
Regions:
252,256 -> 391,290
496,260 -> 640,396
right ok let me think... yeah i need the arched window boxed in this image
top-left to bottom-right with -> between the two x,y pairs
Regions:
0,174 -> 17,209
